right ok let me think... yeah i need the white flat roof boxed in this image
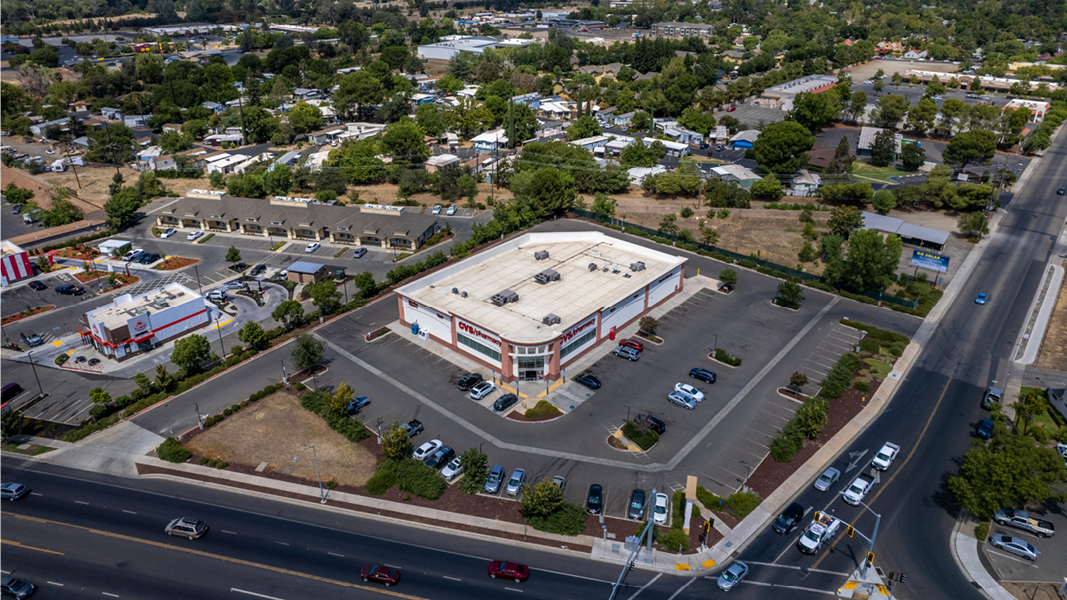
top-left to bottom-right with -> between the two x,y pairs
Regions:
398,231 -> 686,343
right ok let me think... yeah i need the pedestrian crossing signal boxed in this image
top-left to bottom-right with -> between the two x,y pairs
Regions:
847,525 -> 855,537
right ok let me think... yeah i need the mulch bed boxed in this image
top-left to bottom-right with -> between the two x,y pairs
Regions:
53,246 -> 99,260
777,387 -> 809,401
635,331 -> 663,344
506,408 -> 564,422
1,305 -> 55,326
154,256 -> 199,271
290,364 -> 328,384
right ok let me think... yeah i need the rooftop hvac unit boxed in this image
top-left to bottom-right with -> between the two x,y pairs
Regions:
589,263 -> 598,271
534,269 -> 561,284
490,289 -> 519,306
534,250 -> 550,260
461,291 -> 468,298
630,261 -> 646,272
542,313 -> 561,325
452,287 -> 459,294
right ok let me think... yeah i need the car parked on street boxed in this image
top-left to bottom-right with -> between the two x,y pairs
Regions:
485,464 -> 505,494
413,439 -> 443,461
573,372 -> 601,389
488,560 -> 529,582
0,576 -> 36,599
717,561 -> 748,591
673,382 -> 704,402
989,534 -> 1039,560
360,564 -> 401,586
689,368 -> 717,384
653,492 -> 669,525
613,346 -> 641,361
493,393 -> 519,412
667,391 -> 696,409
976,418 -> 994,439
586,484 -> 603,514
814,467 -> 840,492
773,502 -> 805,534
56,284 -> 85,296
628,488 -> 646,520
457,372 -> 483,391
505,468 -> 525,496
164,517 -> 209,539
469,380 -> 496,400
442,456 -> 464,481
1,482 -> 30,501
161,228 -> 177,238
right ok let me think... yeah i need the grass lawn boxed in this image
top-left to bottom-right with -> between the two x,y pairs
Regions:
680,155 -> 725,164
862,356 -> 894,380
852,163 -> 914,184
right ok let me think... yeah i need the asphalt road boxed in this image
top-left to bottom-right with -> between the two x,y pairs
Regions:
731,123 -> 1067,597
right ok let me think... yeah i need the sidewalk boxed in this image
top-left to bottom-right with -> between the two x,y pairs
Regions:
951,517 -> 1017,600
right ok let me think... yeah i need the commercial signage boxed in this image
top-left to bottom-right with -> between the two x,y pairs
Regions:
910,249 -> 950,273
562,316 -> 597,343
457,320 -> 501,346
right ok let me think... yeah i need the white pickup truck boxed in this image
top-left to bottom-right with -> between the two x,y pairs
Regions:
843,475 -> 873,506
994,508 -> 1055,538
871,442 -> 900,471
797,513 -> 842,554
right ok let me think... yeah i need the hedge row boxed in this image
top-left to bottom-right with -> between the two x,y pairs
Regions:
819,353 -> 863,401
365,458 -> 447,500
769,397 -> 829,463
525,501 -> 588,536
714,348 -> 742,366
695,486 -> 762,520
299,390 -> 370,443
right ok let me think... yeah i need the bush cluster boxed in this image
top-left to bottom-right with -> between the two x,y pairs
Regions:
299,390 -> 371,443
525,400 -> 562,420
623,421 -> 660,450
819,353 -> 863,400
695,486 -> 762,520
365,458 -> 447,499
525,501 -> 588,536
769,398 -> 829,463
714,348 -> 742,366
157,437 -> 192,463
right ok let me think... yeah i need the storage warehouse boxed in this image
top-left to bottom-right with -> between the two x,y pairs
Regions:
396,231 -> 686,383
79,283 -> 211,361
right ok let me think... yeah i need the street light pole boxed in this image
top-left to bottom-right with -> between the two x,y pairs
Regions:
294,445 -> 327,503
27,351 -> 44,397
193,265 -> 204,295
195,402 -> 204,430
214,312 -> 226,359
841,494 -> 881,578
624,404 -> 630,423
712,333 -> 718,355
280,359 -> 289,384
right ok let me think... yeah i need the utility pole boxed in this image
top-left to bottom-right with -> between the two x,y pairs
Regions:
103,124 -> 122,175
236,91 -> 248,148
62,141 -> 82,189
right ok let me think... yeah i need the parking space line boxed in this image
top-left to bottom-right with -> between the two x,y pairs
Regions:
984,549 -> 1040,567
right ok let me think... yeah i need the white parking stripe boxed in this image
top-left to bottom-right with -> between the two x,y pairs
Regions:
626,573 -> 662,599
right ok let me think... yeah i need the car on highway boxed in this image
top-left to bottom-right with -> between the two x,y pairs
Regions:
457,372 -> 483,391
27,280 -> 46,290
187,230 -> 204,241
667,390 -> 696,410
975,293 -> 988,305
432,204 -> 442,215
1,482 -> 30,501
843,475 -> 872,506
976,418 -> 994,439
360,564 -> 401,586
353,247 -> 367,258
161,228 -> 177,238
587,484 -> 603,514
613,346 -> 641,361
493,393 -> 519,413
628,488 -> 646,520
653,492 -> 669,525
346,395 -> 371,415
413,439 -> 443,461
206,290 -> 227,302
425,445 -> 455,469
636,414 -> 666,434
773,502 -> 805,534
505,468 -> 526,496
989,534 -> 1039,560
716,561 -> 748,591
446,204 -> 457,215
56,284 -> 85,296
618,338 -> 644,352
488,560 -> 529,582
689,368 -> 717,384
0,575 -> 36,599
1058,188 -> 1065,195
485,464 -> 505,494
814,467 -> 840,492
469,380 -> 496,400
405,420 -> 423,437
573,372 -> 601,389
674,382 -> 704,402
442,456 -> 464,481
305,242 -> 320,253
164,517 -> 209,539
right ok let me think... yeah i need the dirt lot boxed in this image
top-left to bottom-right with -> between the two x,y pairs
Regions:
849,59 -> 960,82
1001,582 -> 1064,600
1034,263 -> 1067,372
348,181 -> 513,208
184,391 -> 377,487
37,166 -> 140,209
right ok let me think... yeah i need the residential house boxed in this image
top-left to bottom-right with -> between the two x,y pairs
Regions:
627,166 -> 668,183
876,40 -> 905,55
539,101 -> 575,121
424,153 -> 461,173
728,130 -> 760,149
535,119 -> 566,138
570,135 -> 611,155
203,132 -> 245,147
135,136 -> 153,148
124,115 -> 152,128
710,126 -> 730,145
596,107 -> 617,127
202,101 -> 225,114
144,153 -> 178,172
161,123 -> 182,133
29,117 -> 71,138
857,126 -> 902,159
605,136 -> 637,157
274,151 -> 302,169
471,129 -> 508,152
721,50 -> 745,64
101,107 -> 123,120
614,112 -> 636,127
233,152 -> 276,174
662,125 -> 704,146
206,154 -> 247,174
643,137 -> 689,157
577,63 -> 625,81
309,125 -> 346,146
791,169 -> 822,196
136,145 -> 163,169
903,49 -> 928,60
293,88 -> 321,101
711,164 -> 761,188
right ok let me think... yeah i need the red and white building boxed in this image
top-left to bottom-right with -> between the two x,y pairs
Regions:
1,240 -> 33,286
80,283 -> 211,361
396,232 -> 687,383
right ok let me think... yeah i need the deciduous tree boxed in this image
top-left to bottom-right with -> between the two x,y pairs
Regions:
753,121 -> 814,175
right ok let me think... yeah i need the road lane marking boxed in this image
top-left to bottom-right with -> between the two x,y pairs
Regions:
1,539 -> 64,555
666,578 -> 696,600
47,581 -> 64,586
328,552 -> 345,557
232,589 -> 287,600
123,510 -> 137,514
75,501 -> 89,505
744,560 -> 849,576
221,530 -> 238,535
626,572 -> 662,600
274,541 -> 289,546
741,581 -> 837,596
504,587 -> 523,593
812,377 -> 953,570
443,576 -> 461,581
103,593 -> 120,597
30,492 -> 43,496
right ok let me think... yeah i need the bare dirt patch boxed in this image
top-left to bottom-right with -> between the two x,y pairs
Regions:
1034,264 -> 1067,372
184,391 -> 377,487
1001,582 -> 1062,600
154,256 -> 200,271
37,166 -> 140,209
848,59 -> 959,82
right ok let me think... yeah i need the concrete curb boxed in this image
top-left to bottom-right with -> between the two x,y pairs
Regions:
1016,263 -> 1064,365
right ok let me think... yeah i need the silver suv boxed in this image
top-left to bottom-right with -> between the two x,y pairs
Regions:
485,464 -> 505,494
613,346 -> 641,361
165,517 -> 209,539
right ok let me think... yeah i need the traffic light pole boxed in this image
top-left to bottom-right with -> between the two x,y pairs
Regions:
837,493 -> 881,577
609,487 -> 657,600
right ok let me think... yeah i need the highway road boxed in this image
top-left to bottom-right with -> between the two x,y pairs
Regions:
728,124 -> 1067,596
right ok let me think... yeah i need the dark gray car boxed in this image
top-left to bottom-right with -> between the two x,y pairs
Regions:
628,489 -> 646,520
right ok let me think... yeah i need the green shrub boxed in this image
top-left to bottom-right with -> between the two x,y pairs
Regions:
296,383 -> 307,391
659,527 -> 689,551
199,456 -> 210,465
770,431 -> 802,462
696,485 -> 726,511
820,352 -> 863,400
157,437 -> 192,463
726,491 -> 760,519
793,398 -> 829,439
525,501 -> 588,536
327,480 -> 338,490
840,319 -> 910,344
525,400 -> 562,419
859,338 -> 879,353
216,461 -> 228,469
854,380 -> 871,393
223,408 -> 233,416
714,348 -> 742,366
975,521 -> 990,542
396,458 -> 447,500
366,460 -> 400,495
623,421 -> 660,450
888,342 -> 906,357
738,259 -> 758,269
231,404 -> 240,412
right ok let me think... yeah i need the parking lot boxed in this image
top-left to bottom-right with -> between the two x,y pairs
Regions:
982,507 -> 1067,581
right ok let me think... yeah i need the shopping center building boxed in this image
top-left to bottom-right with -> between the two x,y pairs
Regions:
396,231 -> 686,383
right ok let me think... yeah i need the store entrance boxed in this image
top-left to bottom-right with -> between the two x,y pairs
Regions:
517,356 -> 544,381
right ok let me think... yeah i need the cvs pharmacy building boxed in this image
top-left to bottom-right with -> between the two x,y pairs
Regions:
396,231 -> 686,383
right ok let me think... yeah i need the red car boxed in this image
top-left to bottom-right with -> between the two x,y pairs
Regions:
726,105 -> 737,112
489,560 -> 529,582
360,564 -> 401,586
619,338 -> 644,352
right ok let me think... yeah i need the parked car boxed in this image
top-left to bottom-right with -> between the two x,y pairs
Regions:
552,475 -> 566,492
653,492 -> 669,525
360,564 -> 401,586
488,560 -> 529,582
207,290 -> 227,302
505,468 -> 526,496
813,467 -> 840,492
353,247 -> 367,258
346,395 -> 371,415
432,204 -> 442,215
187,230 -> 204,241
636,414 -> 666,434
994,508 -> 1055,538
161,228 -> 177,238
0,576 -> 36,599
717,561 -> 749,592
405,420 -> 423,437
572,372 -> 601,389
689,368 -> 717,384
305,242 -> 320,253
613,346 -> 641,361
1058,188 -> 1065,195
11,204 -> 21,214
618,338 -> 644,352
442,456 -> 464,481
726,105 -> 737,112
139,253 -> 160,264
248,264 -> 266,277
493,393 -> 519,412
164,517 -> 209,539
457,372 -> 483,391
773,502 -> 805,534
1,482 -> 30,501
586,484 -> 603,514
982,386 -> 1003,409
446,204 -> 457,215
56,284 -> 85,296
27,281 -> 46,291
225,280 -> 248,290
628,488 -> 646,520
485,464 -> 505,494
122,248 -> 143,262
469,380 -> 496,400
976,418 -> 994,439
413,439 -> 443,461
425,446 -> 455,469
673,382 -> 704,402
667,391 -> 696,410
989,534 -> 1039,560
20,332 -> 42,347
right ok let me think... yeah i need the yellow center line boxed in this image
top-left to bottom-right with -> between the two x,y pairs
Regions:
2,513 -> 428,600
811,377 -> 953,569
1,539 -> 65,555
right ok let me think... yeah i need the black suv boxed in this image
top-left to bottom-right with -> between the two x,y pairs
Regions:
56,284 -> 85,296
493,393 -> 519,412
773,502 -> 805,534
586,484 -> 603,514
457,372 -> 483,391
689,368 -> 717,384
636,414 -> 666,434
249,264 -> 266,277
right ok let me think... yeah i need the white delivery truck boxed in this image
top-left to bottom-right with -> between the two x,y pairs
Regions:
797,513 -> 842,554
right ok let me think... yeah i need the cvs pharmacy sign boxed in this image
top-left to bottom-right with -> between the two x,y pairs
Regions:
458,320 -> 501,346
